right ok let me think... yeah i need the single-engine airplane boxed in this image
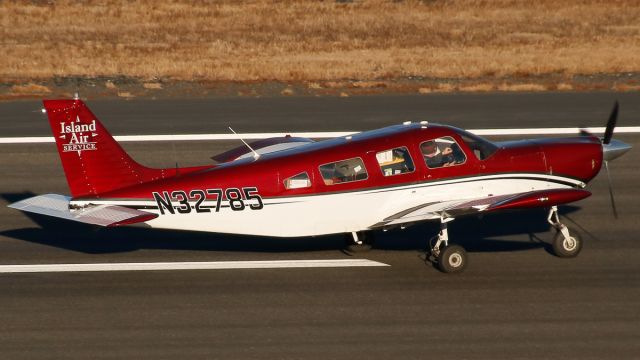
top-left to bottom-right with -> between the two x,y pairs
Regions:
8,99 -> 631,273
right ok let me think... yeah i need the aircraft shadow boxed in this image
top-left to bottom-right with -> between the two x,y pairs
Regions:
2,192 -> 588,255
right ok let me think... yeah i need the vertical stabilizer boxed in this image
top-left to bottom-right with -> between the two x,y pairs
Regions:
43,99 -> 167,197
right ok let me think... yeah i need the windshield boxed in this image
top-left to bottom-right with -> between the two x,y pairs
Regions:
454,129 -> 498,160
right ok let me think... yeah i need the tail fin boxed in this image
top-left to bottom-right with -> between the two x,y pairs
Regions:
43,99 -> 167,198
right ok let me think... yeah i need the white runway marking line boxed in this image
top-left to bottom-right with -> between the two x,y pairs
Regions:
0,259 -> 390,274
1,126 -> 640,144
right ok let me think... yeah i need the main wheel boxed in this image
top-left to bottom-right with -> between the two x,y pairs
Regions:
552,226 -> 582,258
437,244 -> 467,274
345,231 -> 374,253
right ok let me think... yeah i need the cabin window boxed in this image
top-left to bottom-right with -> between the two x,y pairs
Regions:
284,172 -> 311,189
319,157 -> 368,185
376,146 -> 415,177
420,136 -> 467,169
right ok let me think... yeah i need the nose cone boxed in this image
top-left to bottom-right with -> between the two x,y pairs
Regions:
603,139 -> 632,161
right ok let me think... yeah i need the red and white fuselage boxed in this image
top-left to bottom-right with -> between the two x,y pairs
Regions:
10,99 -> 620,239
65,114 -> 602,237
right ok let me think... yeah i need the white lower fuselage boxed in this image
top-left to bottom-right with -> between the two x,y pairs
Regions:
72,173 -> 583,237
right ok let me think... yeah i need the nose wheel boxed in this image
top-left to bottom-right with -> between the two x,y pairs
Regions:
437,244 -> 467,273
548,206 -> 583,258
429,216 -> 467,274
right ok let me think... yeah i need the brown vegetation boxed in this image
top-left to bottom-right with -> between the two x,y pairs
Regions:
10,83 -> 51,94
1,0 -> 640,84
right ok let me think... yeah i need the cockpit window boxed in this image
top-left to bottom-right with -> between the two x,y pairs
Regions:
456,130 -> 498,160
420,136 -> 467,168
319,157 -> 368,185
376,147 -> 415,176
284,172 -> 311,189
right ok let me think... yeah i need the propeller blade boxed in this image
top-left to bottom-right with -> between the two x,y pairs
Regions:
603,161 -> 618,219
579,128 -> 593,137
602,101 -> 619,145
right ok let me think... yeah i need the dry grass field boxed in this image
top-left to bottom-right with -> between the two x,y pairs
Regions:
1,0 -> 640,95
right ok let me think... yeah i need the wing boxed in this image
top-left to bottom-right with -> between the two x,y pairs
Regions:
8,194 -> 158,227
370,188 -> 590,229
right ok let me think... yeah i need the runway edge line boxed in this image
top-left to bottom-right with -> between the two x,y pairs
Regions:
1,126 -> 640,144
0,259 -> 390,274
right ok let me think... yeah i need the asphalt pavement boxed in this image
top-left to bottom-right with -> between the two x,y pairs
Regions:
0,92 -> 639,359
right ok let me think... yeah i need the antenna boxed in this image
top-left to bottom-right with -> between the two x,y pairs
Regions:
228,126 -> 260,159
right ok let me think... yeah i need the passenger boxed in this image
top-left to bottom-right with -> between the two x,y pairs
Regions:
335,164 -> 352,182
449,143 -> 465,165
421,140 -> 454,168
397,148 -> 414,172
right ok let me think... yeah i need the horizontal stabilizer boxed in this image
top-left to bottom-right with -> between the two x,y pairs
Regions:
8,194 -> 157,227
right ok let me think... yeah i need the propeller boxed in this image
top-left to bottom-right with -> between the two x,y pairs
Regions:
603,160 -> 618,219
600,101 -> 628,219
603,101 -> 619,145
578,100 -> 618,141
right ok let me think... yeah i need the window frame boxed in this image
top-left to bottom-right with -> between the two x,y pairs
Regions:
420,136 -> 468,169
318,156 -> 369,186
375,146 -> 416,177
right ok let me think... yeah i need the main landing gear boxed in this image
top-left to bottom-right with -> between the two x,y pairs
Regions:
429,217 -> 467,274
345,231 -> 375,253
547,206 -> 583,258
427,207 -> 582,274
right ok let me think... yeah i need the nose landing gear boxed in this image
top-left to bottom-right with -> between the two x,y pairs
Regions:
547,206 -> 583,258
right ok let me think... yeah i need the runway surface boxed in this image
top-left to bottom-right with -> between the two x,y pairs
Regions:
1,93 -> 639,359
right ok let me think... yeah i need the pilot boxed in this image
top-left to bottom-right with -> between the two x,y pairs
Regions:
421,140 -> 454,168
335,164 -> 352,182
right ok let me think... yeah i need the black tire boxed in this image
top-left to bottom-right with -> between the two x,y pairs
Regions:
344,231 -> 374,253
437,244 -> 467,274
552,227 -> 582,258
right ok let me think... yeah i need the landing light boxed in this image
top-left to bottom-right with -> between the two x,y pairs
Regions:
402,121 -> 411,125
